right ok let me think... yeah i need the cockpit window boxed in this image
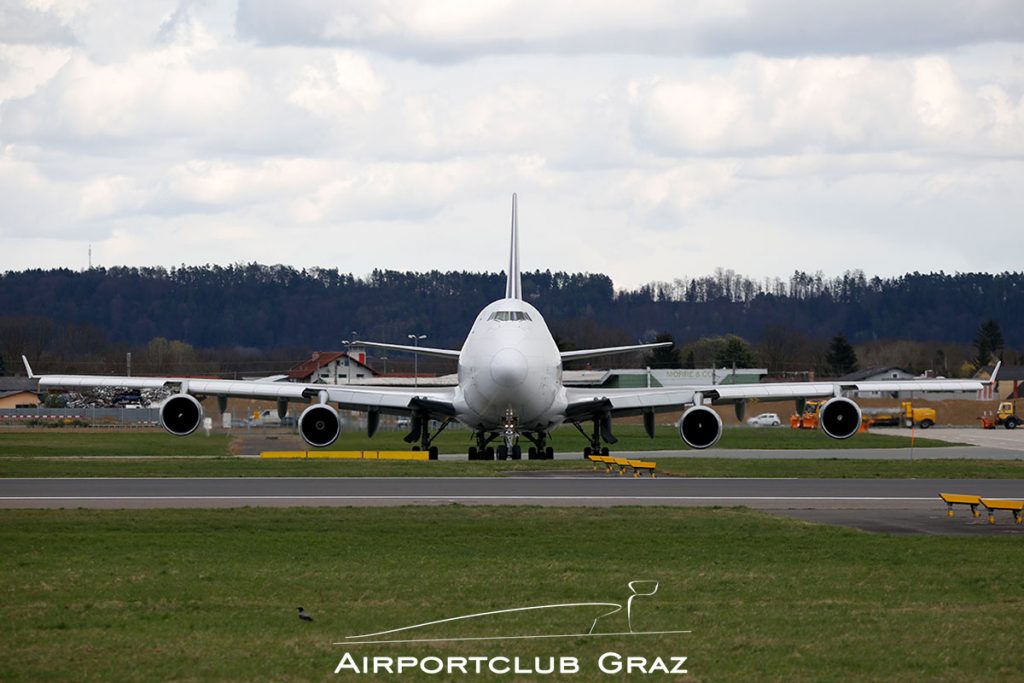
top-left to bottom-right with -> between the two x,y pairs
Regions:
488,311 -> 532,322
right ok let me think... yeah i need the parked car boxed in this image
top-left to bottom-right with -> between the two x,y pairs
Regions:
747,412 -> 781,427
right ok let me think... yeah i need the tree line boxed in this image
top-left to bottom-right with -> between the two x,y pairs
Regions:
0,265 -> 1019,377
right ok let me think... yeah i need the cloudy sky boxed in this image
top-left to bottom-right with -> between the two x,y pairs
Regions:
1,1 -> 1022,288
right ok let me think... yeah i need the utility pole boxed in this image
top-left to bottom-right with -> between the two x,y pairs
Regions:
408,334 -> 427,388
126,352 -> 132,377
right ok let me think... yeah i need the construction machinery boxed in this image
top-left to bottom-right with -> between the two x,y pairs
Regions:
995,401 -> 1021,429
790,400 -> 826,429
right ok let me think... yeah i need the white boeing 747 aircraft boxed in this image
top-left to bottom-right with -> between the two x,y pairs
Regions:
26,195 -> 998,460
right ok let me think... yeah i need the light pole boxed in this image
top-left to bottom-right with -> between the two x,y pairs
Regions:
408,334 -> 426,387
342,331 -> 359,384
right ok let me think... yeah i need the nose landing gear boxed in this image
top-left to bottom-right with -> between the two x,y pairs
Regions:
496,409 -> 522,460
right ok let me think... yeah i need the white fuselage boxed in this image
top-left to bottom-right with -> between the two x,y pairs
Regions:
452,298 -> 568,432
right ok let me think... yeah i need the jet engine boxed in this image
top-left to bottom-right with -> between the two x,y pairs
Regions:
159,393 -> 204,437
299,404 -> 341,448
678,405 -> 723,449
818,397 -> 862,440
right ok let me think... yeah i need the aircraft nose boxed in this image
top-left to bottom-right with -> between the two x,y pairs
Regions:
490,348 -> 529,388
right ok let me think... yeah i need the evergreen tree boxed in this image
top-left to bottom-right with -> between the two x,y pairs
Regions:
973,319 -> 1005,367
683,351 -> 696,369
825,334 -> 858,376
0,355 -> 6,376
714,335 -> 758,368
644,332 -> 681,368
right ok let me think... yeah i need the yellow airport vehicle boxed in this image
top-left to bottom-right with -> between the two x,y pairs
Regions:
790,400 -> 825,430
865,402 -> 936,429
980,498 -> 1024,525
938,492 -> 982,518
995,401 -> 1021,430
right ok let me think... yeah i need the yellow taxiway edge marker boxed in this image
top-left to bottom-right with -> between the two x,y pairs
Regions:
307,451 -> 365,459
260,451 -> 308,459
980,498 -> 1024,525
938,492 -> 983,518
377,451 -> 431,461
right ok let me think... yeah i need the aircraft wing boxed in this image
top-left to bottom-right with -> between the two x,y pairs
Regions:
560,341 -> 672,362
564,368 -> 997,420
28,358 -> 456,417
355,341 -> 461,359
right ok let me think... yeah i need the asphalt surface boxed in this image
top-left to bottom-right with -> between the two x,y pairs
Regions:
2,475 -> 1022,535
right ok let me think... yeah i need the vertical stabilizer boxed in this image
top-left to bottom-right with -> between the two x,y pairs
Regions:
505,193 -> 522,300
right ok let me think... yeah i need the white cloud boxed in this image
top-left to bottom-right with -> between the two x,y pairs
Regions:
629,55 -> 1024,158
1,1 -> 1023,288
235,0 -> 1024,60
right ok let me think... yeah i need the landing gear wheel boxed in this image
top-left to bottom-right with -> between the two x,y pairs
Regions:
527,447 -> 538,459
411,446 -> 421,451
583,446 -> 592,458
601,447 -> 610,456
428,446 -> 439,460
545,446 -> 554,460
485,447 -> 495,460
511,445 -> 522,460
497,445 -> 509,460
468,446 -> 478,460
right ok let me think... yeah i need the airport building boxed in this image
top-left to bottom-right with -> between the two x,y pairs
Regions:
287,349 -> 378,385
0,377 -> 41,409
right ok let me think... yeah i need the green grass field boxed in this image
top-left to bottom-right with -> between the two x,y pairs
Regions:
1,506 -> 1021,682
0,431 -> 232,457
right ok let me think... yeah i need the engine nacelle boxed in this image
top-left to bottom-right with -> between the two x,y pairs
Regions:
819,396 -> 862,440
299,404 -> 341,448
160,393 -> 204,437
678,405 -> 723,449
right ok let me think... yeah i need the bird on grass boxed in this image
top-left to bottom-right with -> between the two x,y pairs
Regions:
297,607 -> 313,622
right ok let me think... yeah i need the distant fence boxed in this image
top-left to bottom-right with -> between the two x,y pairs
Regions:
0,408 -> 161,425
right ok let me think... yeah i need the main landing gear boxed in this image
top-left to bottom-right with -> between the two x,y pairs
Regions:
404,414 -> 451,460
572,413 -> 617,459
467,429 -> 555,460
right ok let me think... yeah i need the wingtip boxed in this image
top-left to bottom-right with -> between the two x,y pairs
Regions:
21,355 -> 35,379
990,360 -> 1002,383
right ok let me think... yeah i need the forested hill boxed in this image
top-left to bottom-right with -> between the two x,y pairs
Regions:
0,266 -> 1021,351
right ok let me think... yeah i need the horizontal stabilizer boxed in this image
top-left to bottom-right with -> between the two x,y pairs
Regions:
560,341 -> 672,362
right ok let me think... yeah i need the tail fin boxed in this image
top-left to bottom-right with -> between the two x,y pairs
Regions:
505,193 -> 522,300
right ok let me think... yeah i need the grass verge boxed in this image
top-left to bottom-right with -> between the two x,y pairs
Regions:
0,425 -> 958,459
1,506 -> 1021,682
0,431 -> 232,457
2,456 -> 1022,478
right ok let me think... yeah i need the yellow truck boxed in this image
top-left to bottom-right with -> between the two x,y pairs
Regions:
864,402 -> 936,429
995,401 -> 1021,430
790,400 -> 825,430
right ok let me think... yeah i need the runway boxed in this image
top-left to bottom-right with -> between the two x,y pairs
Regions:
2,475 -> 1022,535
